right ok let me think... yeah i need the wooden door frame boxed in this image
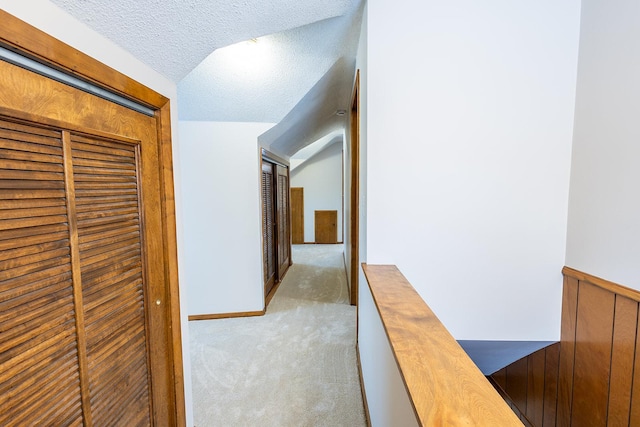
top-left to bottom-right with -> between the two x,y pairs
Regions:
0,11 -> 185,425
349,70 -> 360,307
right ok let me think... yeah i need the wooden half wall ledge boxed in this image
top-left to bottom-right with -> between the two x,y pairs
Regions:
362,264 -> 522,426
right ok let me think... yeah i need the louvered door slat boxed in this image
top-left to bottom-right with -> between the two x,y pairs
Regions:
71,134 -> 151,426
0,137 -> 64,155
0,121 -> 83,426
0,147 -> 63,163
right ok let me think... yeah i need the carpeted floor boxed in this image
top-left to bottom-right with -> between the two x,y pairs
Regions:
189,244 -> 366,427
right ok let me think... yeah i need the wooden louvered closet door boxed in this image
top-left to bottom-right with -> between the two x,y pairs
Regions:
0,58 -> 173,425
262,161 -> 276,295
72,134 -> 151,425
276,165 -> 290,280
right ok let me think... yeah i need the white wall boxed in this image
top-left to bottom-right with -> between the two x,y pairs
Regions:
358,276 -> 419,427
0,2 -> 194,424
291,141 -> 344,242
565,0 -> 640,290
179,121 -> 274,315
365,0 -> 581,341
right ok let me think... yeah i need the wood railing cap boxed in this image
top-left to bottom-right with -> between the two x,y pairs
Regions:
362,264 -> 522,426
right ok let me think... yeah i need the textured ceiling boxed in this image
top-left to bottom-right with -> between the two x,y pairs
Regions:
51,0 -> 364,157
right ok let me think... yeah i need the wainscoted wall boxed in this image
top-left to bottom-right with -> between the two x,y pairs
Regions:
491,267 -> 640,426
558,267 -> 640,427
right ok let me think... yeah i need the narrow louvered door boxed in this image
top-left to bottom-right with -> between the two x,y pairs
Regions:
276,165 -> 290,280
0,120 -> 84,426
71,134 -> 151,426
262,161 -> 276,295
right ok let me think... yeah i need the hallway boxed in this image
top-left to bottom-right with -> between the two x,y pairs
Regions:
189,245 -> 366,426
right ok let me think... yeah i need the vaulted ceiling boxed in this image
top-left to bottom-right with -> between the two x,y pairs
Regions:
51,0 -> 364,157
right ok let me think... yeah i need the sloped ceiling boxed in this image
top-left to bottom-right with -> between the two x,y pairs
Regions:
51,0 -> 363,157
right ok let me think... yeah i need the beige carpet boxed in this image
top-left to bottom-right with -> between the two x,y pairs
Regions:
190,244 -> 366,427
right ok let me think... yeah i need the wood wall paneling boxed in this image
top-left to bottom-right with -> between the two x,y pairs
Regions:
608,296 -> 637,426
315,210 -> 337,244
494,269 -> 640,427
571,282 -> 615,427
291,187 -> 304,244
629,306 -> 640,423
542,342 -> 560,427
526,349 -> 545,426
557,275 -> 579,427
489,343 -> 559,427
506,357 -> 529,415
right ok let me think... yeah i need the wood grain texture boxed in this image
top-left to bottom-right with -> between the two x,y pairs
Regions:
526,349 -> 545,426
630,311 -> 640,423
506,357 -> 528,415
315,210 -> 338,244
557,275 -> 579,427
62,130 -> 93,426
571,282 -> 615,427
362,264 -> 522,426
607,296 -> 637,426
562,267 -> 640,427
0,10 -> 166,108
489,343 -> 560,427
563,266 -> 640,303
291,187 -> 304,244
0,120 -> 84,427
542,342 -> 560,427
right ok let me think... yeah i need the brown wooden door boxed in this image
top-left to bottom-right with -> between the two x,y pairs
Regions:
315,210 -> 338,244
261,161 -> 276,295
291,187 -> 304,244
0,58 -> 174,425
276,165 -> 290,280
